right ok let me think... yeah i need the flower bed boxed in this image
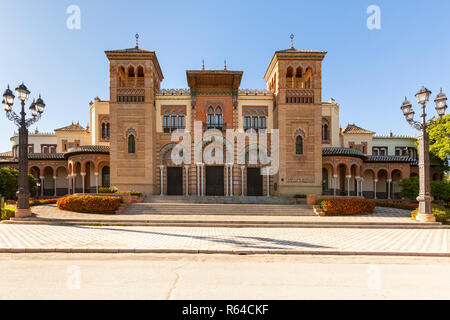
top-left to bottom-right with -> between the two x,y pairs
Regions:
57,195 -> 122,214
316,198 -> 376,215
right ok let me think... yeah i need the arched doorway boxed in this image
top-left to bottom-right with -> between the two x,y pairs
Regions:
101,166 -> 110,188
322,168 -> 330,195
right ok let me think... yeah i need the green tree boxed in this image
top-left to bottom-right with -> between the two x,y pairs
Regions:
428,114 -> 450,161
0,167 -> 37,200
431,180 -> 450,207
399,176 -> 450,206
399,176 -> 420,200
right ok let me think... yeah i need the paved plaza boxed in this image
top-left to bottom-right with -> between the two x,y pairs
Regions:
24,204 -> 418,224
0,223 -> 448,256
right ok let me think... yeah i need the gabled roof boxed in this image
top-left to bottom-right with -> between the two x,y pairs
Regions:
186,69 -> 243,92
342,124 -> 374,134
54,122 -> 85,132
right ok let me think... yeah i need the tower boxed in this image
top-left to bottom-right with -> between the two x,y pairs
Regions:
105,35 -> 164,194
264,35 -> 327,196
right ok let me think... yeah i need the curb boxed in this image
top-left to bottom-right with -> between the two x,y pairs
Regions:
0,248 -> 448,257
2,220 -> 448,229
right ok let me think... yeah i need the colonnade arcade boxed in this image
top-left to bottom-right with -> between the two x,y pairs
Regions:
157,141 -> 273,197
28,155 -> 110,197
322,157 -> 410,200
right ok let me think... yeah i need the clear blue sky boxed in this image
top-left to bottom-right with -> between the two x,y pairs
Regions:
0,0 -> 449,152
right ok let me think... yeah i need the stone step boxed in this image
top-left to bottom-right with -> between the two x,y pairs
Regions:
124,203 -> 311,216
145,196 -> 292,205
3,219 -> 447,229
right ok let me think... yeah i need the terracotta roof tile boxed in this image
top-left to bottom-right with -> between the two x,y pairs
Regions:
342,124 -> 374,134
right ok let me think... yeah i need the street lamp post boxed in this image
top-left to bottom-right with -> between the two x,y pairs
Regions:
401,87 -> 447,222
2,83 -> 45,218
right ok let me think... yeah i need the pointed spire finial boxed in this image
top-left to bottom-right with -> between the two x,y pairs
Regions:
202,59 -> 205,71
224,59 -> 227,70
135,33 -> 139,48
290,34 -> 295,49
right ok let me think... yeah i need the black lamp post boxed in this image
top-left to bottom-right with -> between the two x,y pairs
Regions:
400,87 -> 447,222
2,83 -> 45,217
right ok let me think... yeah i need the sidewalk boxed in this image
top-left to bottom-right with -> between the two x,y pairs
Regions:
0,224 -> 448,257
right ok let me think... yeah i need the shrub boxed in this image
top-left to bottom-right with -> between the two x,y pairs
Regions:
1,206 -> 16,221
316,198 -> 375,215
375,201 -> 418,210
118,191 -> 142,197
30,199 -> 59,206
57,195 -> 121,214
99,187 -> 117,194
400,177 -> 450,205
411,207 -> 450,223
0,167 -> 37,199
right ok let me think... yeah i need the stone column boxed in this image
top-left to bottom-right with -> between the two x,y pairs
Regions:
73,174 -> 77,194
225,165 -> 229,197
229,165 -> 234,197
241,166 -> 245,197
360,178 -> 364,197
201,164 -> 204,196
53,176 -> 57,197
67,175 -> 71,195
81,173 -> 86,194
346,175 -> 351,197
387,179 -> 392,200
373,179 -> 378,200
333,174 -> 338,196
159,166 -> 164,196
40,176 -> 44,197
196,164 -> 200,197
184,166 -> 189,197
95,172 -> 99,193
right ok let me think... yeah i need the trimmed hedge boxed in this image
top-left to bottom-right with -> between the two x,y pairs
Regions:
99,187 -> 117,194
1,206 -> 16,221
30,199 -> 59,206
317,198 -> 375,215
375,201 -> 418,210
57,195 -> 122,214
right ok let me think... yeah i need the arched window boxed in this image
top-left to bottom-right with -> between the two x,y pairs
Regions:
215,107 -> 223,128
178,111 -> 185,129
305,67 -> 313,89
295,67 -> 303,88
163,111 -> 170,132
118,66 -> 125,87
286,67 -> 294,88
322,120 -> 329,142
171,112 -> 177,130
106,123 -> 110,138
137,66 -> 144,87
244,112 -> 251,130
296,136 -> 303,155
102,166 -> 110,188
207,107 -> 214,128
101,123 -> 106,139
252,112 -> 258,129
259,112 -> 266,129
128,135 -> 136,154
127,66 -> 135,87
